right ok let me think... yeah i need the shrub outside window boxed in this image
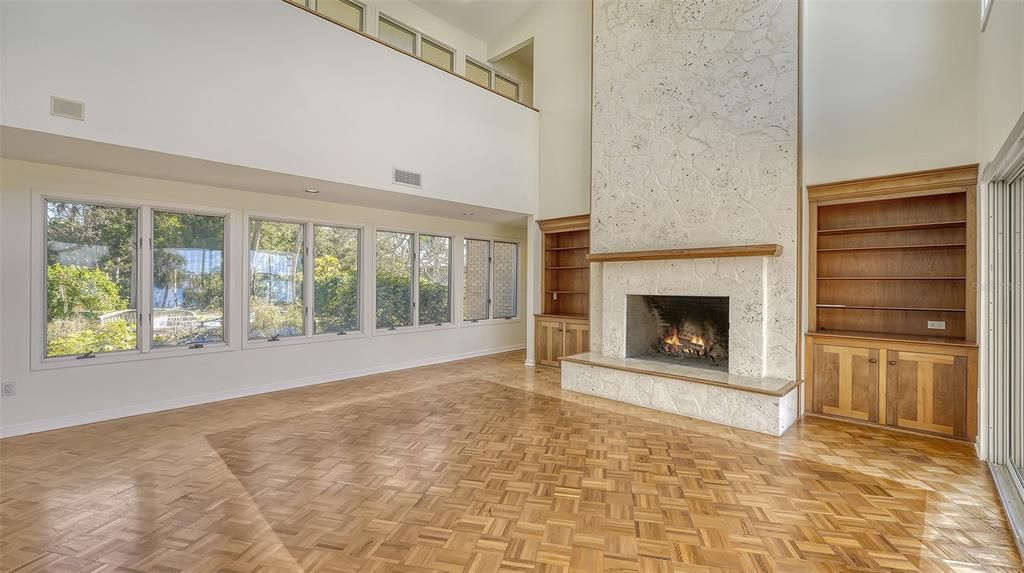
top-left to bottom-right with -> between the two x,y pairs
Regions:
314,224 -> 360,334
418,234 -> 451,325
375,230 -> 415,329
45,200 -> 139,357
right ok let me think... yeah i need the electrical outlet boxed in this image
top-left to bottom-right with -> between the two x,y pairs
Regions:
927,321 -> 946,330
2,382 -> 14,397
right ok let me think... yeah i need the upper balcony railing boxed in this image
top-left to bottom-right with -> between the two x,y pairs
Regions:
281,0 -> 537,111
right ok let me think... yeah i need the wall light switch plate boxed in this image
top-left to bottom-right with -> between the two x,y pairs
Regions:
927,321 -> 946,330
2,382 -> 14,397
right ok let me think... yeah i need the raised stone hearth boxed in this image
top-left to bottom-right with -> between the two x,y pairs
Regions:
562,353 -> 798,436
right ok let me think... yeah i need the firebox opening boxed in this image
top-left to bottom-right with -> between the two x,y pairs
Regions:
625,295 -> 729,372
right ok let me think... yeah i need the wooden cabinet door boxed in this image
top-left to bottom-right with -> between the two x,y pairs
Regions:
812,344 -> 879,422
536,320 -> 564,367
887,351 -> 967,438
564,321 -> 590,357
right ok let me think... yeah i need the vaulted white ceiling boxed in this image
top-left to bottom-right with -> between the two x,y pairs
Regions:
407,0 -> 536,43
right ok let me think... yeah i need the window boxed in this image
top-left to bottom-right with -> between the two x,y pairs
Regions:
420,37 -> 454,72
375,230 -> 414,329
463,239 -> 489,322
418,234 -> 451,325
45,200 -> 139,357
378,16 -> 416,55
494,75 -> 520,101
316,0 -> 362,30
152,211 -> 226,348
314,224 -> 360,334
465,59 -> 492,88
375,230 -> 453,330
463,238 -> 519,322
492,241 -> 518,318
248,219 -> 305,340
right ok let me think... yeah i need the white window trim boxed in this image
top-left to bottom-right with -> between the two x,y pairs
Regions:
459,234 -> 522,328
242,212 -> 367,350
377,12 -> 419,56
31,190 -> 234,371
419,33 -> 456,72
493,72 -> 521,101
465,58 -> 521,102
371,226 -> 456,336
310,220 -> 365,339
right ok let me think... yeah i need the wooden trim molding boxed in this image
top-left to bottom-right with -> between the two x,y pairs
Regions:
586,244 -> 783,262
537,214 -> 590,233
278,0 -> 539,113
560,355 -> 798,397
808,164 -> 979,203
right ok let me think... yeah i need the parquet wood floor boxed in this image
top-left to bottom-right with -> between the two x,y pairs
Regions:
1,351 -> 1021,573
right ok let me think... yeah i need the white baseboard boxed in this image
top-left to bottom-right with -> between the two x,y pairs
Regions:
0,344 -> 525,439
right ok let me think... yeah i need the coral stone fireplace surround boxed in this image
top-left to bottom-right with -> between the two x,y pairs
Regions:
561,253 -> 800,436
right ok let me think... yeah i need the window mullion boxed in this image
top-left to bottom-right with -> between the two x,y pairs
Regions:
139,206 -> 152,353
305,222 -> 314,338
412,233 -> 420,328
488,240 -> 495,320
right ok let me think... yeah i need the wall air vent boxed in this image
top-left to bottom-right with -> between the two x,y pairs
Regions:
393,168 -> 422,188
50,96 -> 85,121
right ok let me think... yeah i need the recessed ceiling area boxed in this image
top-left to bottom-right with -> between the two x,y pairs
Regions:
406,0 -> 537,42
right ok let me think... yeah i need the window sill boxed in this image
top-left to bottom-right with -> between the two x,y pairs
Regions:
242,331 -> 367,350
460,316 -> 522,329
32,343 -> 234,371
371,322 -> 457,337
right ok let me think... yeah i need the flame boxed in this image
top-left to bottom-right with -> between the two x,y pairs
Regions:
661,328 -> 705,352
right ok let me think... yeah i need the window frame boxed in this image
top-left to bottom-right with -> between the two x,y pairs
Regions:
419,35 -> 456,72
377,12 -> 419,56
465,58 -> 493,89
494,73 -> 521,102
371,226 -> 456,337
150,207 -> 230,350
465,58 -> 522,103
242,213 -> 368,350
31,191 -> 234,371
311,0 -> 365,31
311,222 -> 363,337
460,235 -> 522,328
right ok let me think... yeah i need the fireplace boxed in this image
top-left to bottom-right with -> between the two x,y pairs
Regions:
625,295 -> 729,372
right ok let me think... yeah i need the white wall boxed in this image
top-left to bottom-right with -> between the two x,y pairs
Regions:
490,1 -> 592,219
803,0 -> 979,185
0,159 -> 527,436
977,0 -> 1024,165
0,0 -> 539,216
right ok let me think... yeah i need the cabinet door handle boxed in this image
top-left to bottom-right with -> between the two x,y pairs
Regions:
888,360 -> 897,365
869,358 -> 877,364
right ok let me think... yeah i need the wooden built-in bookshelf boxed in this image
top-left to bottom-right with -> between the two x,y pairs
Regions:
805,165 -> 979,442
540,216 -> 591,317
535,215 -> 590,366
810,189 -> 974,342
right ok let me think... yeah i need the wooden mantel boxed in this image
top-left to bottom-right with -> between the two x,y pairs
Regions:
586,244 -> 783,263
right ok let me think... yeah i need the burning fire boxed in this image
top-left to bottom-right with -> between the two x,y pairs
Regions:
660,328 -> 706,354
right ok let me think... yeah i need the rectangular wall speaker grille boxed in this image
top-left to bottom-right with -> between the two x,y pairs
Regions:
393,169 -> 422,188
50,96 -> 85,121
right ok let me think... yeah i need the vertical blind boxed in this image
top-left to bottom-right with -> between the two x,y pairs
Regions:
986,177 -> 1024,493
